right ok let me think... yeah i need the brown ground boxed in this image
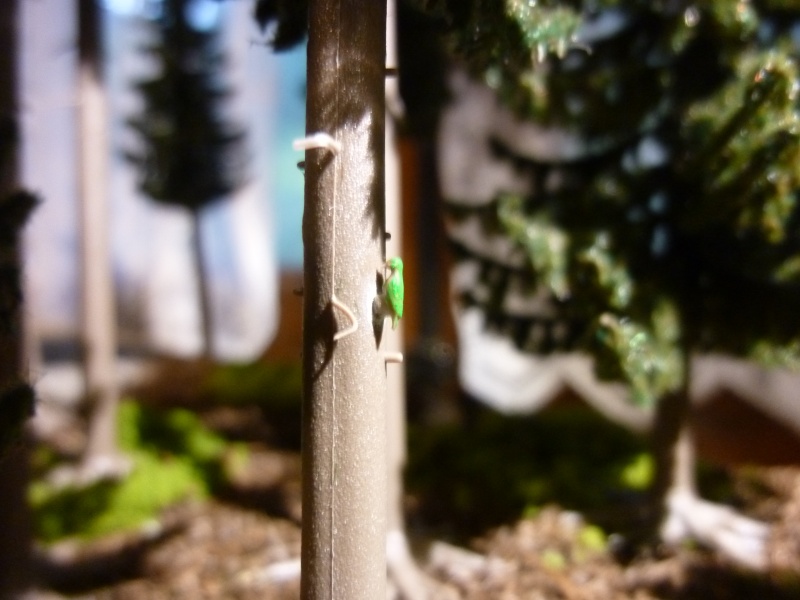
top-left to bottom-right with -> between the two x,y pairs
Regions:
30,429 -> 800,600
26,337 -> 800,599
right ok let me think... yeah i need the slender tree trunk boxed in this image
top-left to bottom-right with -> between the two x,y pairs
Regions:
301,1 -> 387,598
650,356 -> 694,531
0,0 -> 32,595
385,1 -> 427,597
190,207 -> 214,360
78,0 -> 121,470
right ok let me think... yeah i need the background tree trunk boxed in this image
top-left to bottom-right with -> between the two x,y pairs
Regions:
650,383 -> 695,527
385,1 -> 428,597
301,0 -> 387,597
0,0 -> 33,595
190,207 -> 213,360
78,0 -> 121,473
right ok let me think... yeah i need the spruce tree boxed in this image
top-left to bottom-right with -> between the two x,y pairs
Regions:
127,0 -> 246,358
411,0 -> 800,567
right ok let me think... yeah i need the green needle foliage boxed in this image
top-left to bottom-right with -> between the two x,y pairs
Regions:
416,0 -> 800,405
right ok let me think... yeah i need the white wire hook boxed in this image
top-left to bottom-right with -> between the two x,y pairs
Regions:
293,132 -> 343,155
331,294 -> 358,341
381,351 -> 404,364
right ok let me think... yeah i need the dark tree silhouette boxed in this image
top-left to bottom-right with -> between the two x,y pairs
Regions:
127,0 -> 247,358
0,1 -> 36,455
0,0 -> 38,595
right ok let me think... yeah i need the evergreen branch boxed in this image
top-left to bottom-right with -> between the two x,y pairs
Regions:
253,0 -> 309,50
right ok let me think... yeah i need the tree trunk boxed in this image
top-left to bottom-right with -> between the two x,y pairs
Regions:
78,0 -> 122,473
649,341 -> 695,536
0,0 -> 32,595
650,382 -> 695,527
189,207 -> 214,360
301,1 -> 387,598
385,1 -> 428,597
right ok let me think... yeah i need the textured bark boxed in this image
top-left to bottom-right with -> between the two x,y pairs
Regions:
78,0 -> 121,469
301,1 -> 388,599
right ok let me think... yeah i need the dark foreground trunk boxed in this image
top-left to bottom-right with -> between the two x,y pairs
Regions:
301,1 -> 388,598
0,1 -> 32,594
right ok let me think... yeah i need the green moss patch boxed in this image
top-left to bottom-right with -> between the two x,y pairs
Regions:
30,400 -> 233,543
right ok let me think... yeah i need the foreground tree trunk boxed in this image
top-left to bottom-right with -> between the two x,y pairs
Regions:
301,0 -> 388,597
0,0 -> 32,595
78,0 -> 124,479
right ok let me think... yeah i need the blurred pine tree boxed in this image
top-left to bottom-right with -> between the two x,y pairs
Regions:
126,0 -> 247,358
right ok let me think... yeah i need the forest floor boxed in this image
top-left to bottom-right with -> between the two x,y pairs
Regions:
27,361 -> 800,599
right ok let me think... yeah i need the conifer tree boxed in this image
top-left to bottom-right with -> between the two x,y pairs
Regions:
410,0 -> 800,567
255,3 -> 435,596
127,0 -> 246,358
250,0 -> 800,570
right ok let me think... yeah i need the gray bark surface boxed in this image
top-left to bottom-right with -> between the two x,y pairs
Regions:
78,0 -> 121,474
301,1 -> 388,598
